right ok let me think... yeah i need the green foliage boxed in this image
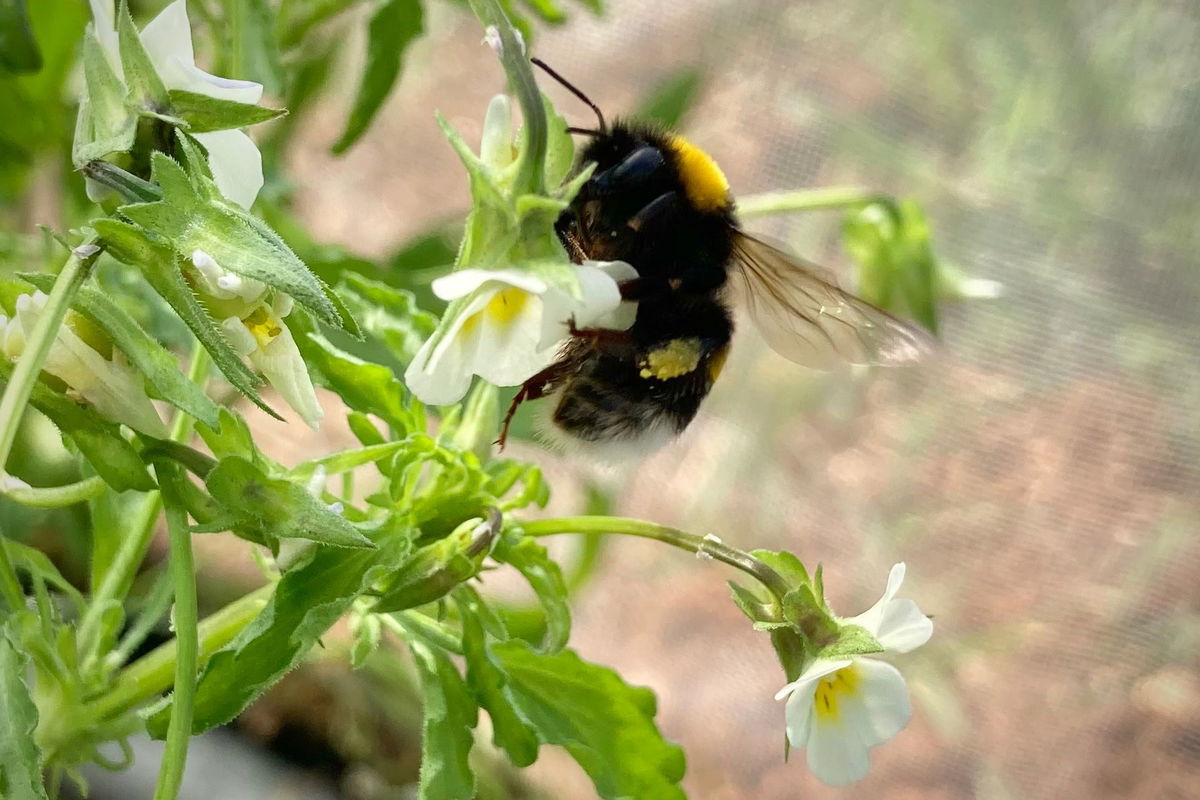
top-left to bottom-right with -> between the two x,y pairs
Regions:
333,0 -> 425,154
0,628 -> 48,800
166,90 -> 286,133
635,67 -> 705,128
412,640 -> 478,800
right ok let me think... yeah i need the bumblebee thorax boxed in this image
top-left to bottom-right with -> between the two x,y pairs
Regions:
665,135 -> 731,212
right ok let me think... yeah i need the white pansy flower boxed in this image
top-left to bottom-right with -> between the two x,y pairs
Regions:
775,563 -> 933,786
405,261 -> 638,406
188,250 -> 322,429
87,0 -> 264,208
1,292 -> 166,437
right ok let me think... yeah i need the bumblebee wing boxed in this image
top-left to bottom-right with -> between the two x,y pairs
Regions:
731,232 -> 935,369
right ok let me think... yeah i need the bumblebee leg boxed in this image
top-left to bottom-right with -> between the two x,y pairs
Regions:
497,360 -> 575,450
566,315 -> 634,349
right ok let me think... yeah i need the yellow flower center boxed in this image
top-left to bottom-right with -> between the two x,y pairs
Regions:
485,287 -> 529,323
245,306 -> 283,349
813,665 -> 862,721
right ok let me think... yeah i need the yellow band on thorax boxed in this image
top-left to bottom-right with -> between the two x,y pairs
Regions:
667,135 -> 730,212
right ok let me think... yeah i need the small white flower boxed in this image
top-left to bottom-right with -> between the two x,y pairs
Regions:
87,0 -> 264,208
189,251 -> 322,429
404,261 -> 637,406
774,563 -> 933,786
2,292 -> 166,436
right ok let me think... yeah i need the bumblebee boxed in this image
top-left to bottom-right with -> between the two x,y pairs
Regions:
499,60 -> 933,457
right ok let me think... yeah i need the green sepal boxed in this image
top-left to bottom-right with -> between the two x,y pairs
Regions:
727,579 -> 777,626
18,272 -> 221,429
119,152 -> 345,329
348,610 -> 381,669
410,639 -> 477,800
542,93 -> 575,189
373,512 -> 499,613
115,0 -> 169,110
166,89 -> 286,133
202,456 -> 375,548
74,28 -> 136,165
195,408 -> 265,465
815,623 -> 884,661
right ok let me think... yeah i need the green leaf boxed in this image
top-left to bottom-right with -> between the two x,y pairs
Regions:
332,0 -> 423,153
166,89 -> 285,133
298,332 -> 416,431
119,153 -> 344,328
92,218 -> 275,417
461,607 -> 539,767
492,641 -> 686,799
286,441 -> 409,483
231,0 -> 282,95
750,549 -> 810,589
635,68 -> 705,129
0,628 -> 48,800
196,408 -> 264,465
520,0 -> 566,24
0,0 -> 41,74
5,539 -> 84,610
338,274 -> 436,366
19,273 -> 220,429
0,360 -> 154,491
411,640 -> 477,800
204,456 -> 374,548
493,535 -> 569,652
116,0 -> 169,109
147,535 -> 409,736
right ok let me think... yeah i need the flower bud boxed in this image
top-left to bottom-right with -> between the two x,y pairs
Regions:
373,509 -> 501,612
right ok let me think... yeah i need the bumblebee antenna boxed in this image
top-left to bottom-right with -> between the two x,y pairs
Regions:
531,57 -> 606,132
566,126 -> 600,136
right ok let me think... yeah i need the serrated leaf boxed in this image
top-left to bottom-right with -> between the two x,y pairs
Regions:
493,536 -> 569,652
166,89 -> 285,133
204,456 -> 374,548
19,272 -> 220,429
147,535 -> 408,736
492,641 -> 686,799
92,218 -> 276,417
298,331 -> 415,431
116,0 -> 168,109
461,608 -> 539,767
0,629 -> 48,800
119,153 -> 343,328
0,360 -> 154,491
411,640 -> 477,800
333,0 -> 423,153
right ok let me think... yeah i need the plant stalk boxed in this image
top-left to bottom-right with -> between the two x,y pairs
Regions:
521,516 -> 792,602
736,187 -> 890,219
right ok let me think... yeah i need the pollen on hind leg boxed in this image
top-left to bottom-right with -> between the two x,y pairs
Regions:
638,338 -> 703,380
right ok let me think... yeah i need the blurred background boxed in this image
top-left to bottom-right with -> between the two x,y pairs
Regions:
4,0 -> 1200,798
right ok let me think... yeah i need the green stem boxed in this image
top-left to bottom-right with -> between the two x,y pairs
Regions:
3,476 -> 107,508
0,233 -> 101,617
152,464 -> 198,800
78,348 -> 210,670
86,584 -> 273,723
521,516 -> 792,602
469,0 -> 546,195
736,187 -> 890,219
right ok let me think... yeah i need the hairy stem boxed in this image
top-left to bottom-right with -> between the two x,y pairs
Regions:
2,476 -> 107,508
152,464 -> 199,800
521,516 -> 792,602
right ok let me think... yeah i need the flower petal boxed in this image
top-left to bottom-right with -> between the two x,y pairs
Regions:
168,60 -> 263,104
845,562 -> 907,638
774,658 -> 852,702
473,298 -> 555,386
805,705 -> 871,787
874,598 -> 933,654
432,268 -> 548,301
192,129 -> 264,209
88,0 -> 121,70
404,290 -> 494,406
480,94 -> 514,172
851,658 -> 912,747
138,0 -> 196,69
248,322 -> 323,429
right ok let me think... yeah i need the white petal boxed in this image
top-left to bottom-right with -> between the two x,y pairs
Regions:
775,658 -> 852,701
220,317 -> 258,357
192,130 -> 264,209
139,0 -> 196,69
874,598 -> 933,654
88,0 -> 121,70
805,707 -> 871,787
472,300 -> 555,387
585,260 -> 639,283
167,60 -> 263,104
404,291 -> 492,406
248,322 -> 323,429
851,658 -> 912,747
432,269 -> 548,301
846,562 -> 907,639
